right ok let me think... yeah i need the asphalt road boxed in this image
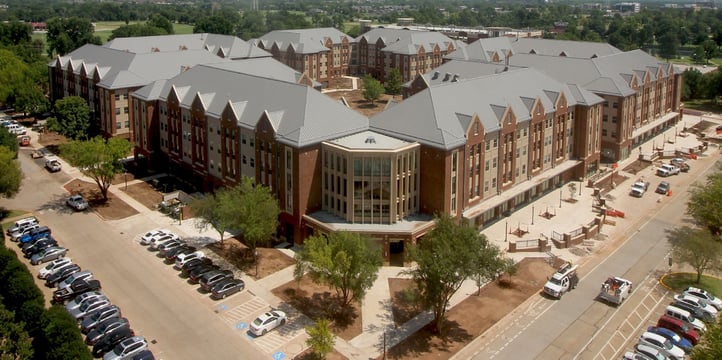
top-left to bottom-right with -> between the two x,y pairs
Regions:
464,159 -> 717,360
3,149 -> 259,359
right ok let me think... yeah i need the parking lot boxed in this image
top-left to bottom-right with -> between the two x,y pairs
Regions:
4,148 -> 310,359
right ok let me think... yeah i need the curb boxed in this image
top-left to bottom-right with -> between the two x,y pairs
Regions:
659,272 -> 722,292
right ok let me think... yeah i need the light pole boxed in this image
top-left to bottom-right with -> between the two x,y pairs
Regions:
124,172 -> 128,190
531,205 -> 535,225
579,177 -> 583,196
254,249 -> 259,277
504,220 -> 508,242
559,189 -> 562,208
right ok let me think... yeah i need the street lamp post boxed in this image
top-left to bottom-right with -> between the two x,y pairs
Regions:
124,172 -> 128,190
531,205 -> 535,225
579,177 -> 583,196
254,249 -> 259,277
559,189 -> 562,208
504,220 -> 508,242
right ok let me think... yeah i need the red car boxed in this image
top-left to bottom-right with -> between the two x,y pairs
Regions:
657,314 -> 700,345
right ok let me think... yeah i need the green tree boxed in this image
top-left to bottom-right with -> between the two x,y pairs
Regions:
0,127 -> 19,155
109,24 -> 167,41
40,306 -> 92,360
697,39 -> 719,65
60,137 -> 132,201
15,84 -> 48,116
0,301 -> 34,359
0,146 -> 22,199
691,317 -> 722,360
657,32 -> 680,60
232,177 -> 280,252
668,226 -> 722,283
193,9 -> 240,35
683,68 -> 704,100
687,171 -> 722,235
362,75 -> 384,105
53,96 -> 90,140
46,17 -> 101,57
404,213 -> 504,333
147,14 -> 174,35
294,231 -> 383,306
384,68 -> 403,96
192,188 -> 236,244
305,318 -> 335,360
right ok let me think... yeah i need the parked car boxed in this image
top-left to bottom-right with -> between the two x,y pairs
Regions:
65,291 -> 106,313
622,352 -> 656,360
638,331 -> 685,360
210,278 -> 245,300
180,257 -> 213,276
45,158 -> 62,172
164,245 -> 197,262
18,225 -> 51,244
630,181 -> 650,198
646,326 -> 693,354
6,216 -> 38,236
655,181 -> 671,195
157,240 -> 184,257
66,194 -> 89,211
30,246 -> 68,265
80,305 -> 122,335
20,237 -> 58,259
174,251 -> 205,270
683,287 -> 722,311
85,317 -> 129,344
148,234 -> 180,250
199,270 -> 234,292
670,300 -> 714,323
675,294 -> 719,319
634,343 -> 670,360
250,310 -> 287,336
23,238 -> 58,258
9,224 -> 40,241
38,257 -> 73,279
69,298 -> 111,321
57,270 -> 93,291
130,350 -> 155,360
670,158 -> 690,172
92,327 -> 135,358
657,164 -> 680,177
22,234 -> 55,251
53,279 -> 101,303
45,264 -> 81,287
188,264 -> 221,283
139,229 -> 172,245
665,305 -> 707,334
103,336 -> 148,360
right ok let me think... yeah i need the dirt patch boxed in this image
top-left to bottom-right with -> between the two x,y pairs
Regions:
324,89 -> 401,118
121,182 -> 163,210
388,278 -> 421,326
37,131 -> 68,155
272,276 -> 362,341
63,179 -> 139,220
206,240 -> 294,280
111,172 -> 137,185
294,348 -> 348,360
622,160 -> 652,175
382,258 -> 554,359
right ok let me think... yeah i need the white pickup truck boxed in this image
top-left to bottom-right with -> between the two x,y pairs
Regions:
543,263 -> 579,299
629,180 -> 650,198
598,276 -> 633,306
657,164 -> 680,177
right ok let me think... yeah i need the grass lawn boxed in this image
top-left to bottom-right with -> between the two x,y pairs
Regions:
662,272 -> 722,297
682,99 -> 722,113
0,209 -> 31,223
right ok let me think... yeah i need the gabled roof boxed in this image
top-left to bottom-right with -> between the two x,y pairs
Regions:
444,37 -> 513,62
371,67 -> 600,150
141,64 -> 368,148
251,27 -> 350,54
449,37 -> 622,62
355,28 -> 455,55
203,58 -> 322,87
104,33 -> 271,59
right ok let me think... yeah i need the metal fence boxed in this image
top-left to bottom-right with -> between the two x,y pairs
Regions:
569,227 -> 583,237
551,231 -> 563,241
516,239 -> 538,249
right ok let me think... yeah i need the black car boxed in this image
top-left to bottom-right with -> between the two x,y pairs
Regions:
23,238 -> 59,258
163,245 -> 196,262
81,306 -> 122,335
180,257 -> 213,276
157,241 -> 185,257
210,278 -> 245,299
671,301 -> 714,323
21,236 -> 56,252
655,181 -> 671,195
188,264 -> 220,283
52,279 -> 102,303
85,317 -> 129,345
92,326 -> 134,357
199,270 -> 234,292
45,264 -> 81,287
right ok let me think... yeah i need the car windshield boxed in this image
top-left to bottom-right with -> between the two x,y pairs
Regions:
253,318 -> 263,326
549,277 -> 562,285
80,302 -> 91,311
662,338 -> 673,350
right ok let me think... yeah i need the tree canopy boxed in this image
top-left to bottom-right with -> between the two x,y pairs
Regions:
305,318 -> 335,360
230,177 -> 280,251
192,188 -> 237,244
0,126 -> 19,155
404,213 -> 506,333
50,96 -> 90,140
384,68 -> 403,96
362,75 -> 384,105
294,231 -> 383,306
668,226 -> 722,283
60,137 -> 131,201
46,17 -> 101,57
687,170 -> 722,235
0,145 -> 22,198
691,316 -> 722,360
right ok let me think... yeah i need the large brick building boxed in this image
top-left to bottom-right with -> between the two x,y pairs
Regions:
249,28 -> 353,86
48,34 -> 271,139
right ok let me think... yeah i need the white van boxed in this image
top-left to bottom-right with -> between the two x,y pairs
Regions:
6,216 -> 39,236
5,123 -> 25,135
666,305 -> 707,333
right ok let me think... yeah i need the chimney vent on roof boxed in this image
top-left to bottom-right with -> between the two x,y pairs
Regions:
364,136 -> 376,144
443,73 -> 451,81
432,71 -> 440,80
452,74 -> 459,82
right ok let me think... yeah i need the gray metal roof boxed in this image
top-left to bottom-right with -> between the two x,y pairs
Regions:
327,130 -> 415,151
251,27 -> 350,54
104,33 -> 271,59
444,37 -> 513,62
143,64 -> 368,147
355,28 -> 455,55
371,67 -> 598,150
509,37 -> 622,58
203,58 -> 322,87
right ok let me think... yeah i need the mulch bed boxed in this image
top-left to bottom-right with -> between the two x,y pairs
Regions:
121,182 -> 163,211
272,275 -> 362,341
294,348 -> 348,360
388,278 -> 421,326
206,240 -> 294,280
64,179 -> 138,220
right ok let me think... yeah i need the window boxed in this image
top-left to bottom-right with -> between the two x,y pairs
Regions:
603,115 -> 608,122
115,108 -> 121,115
114,94 -> 120,101
492,158 -> 497,168
485,160 -> 489,170
124,121 -> 129,128
602,129 -> 607,136
124,107 -> 129,114
612,102 -> 618,109
612,116 -> 617,123
116,122 -> 121,129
